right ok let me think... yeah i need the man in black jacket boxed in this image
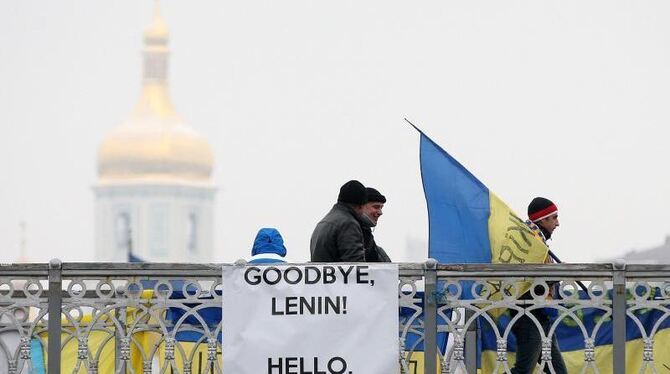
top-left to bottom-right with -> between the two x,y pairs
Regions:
510,197 -> 567,374
361,187 -> 391,262
310,180 -> 368,262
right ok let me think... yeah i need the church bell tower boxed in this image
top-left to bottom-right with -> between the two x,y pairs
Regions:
94,6 -> 216,262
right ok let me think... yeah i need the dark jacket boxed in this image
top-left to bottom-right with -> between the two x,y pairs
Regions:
310,203 -> 366,262
362,226 -> 392,262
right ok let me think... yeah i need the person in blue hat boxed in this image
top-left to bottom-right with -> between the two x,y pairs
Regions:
248,228 -> 288,264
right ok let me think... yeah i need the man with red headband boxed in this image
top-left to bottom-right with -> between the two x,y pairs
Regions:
526,197 -> 560,244
510,197 -> 567,374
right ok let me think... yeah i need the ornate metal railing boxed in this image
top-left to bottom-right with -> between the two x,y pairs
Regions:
0,260 -> 668,373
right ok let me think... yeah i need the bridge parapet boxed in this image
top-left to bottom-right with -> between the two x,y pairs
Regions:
0,261 -> 668,373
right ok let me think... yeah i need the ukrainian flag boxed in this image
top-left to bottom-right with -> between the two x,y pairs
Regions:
417,126 -> 548,294
413,124 -> 670,371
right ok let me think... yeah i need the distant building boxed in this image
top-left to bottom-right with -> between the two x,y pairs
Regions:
93,8 -> 216,262
603,236 -> 670,264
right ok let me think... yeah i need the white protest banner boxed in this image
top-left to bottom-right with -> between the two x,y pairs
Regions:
223,263 -> 399,374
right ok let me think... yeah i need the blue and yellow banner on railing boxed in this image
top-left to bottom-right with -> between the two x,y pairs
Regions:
480,289 -> 670,372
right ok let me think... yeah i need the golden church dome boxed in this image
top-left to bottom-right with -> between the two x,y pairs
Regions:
97,109 -> 214,183
97,5 -> 213,184
143,5 -> 168,43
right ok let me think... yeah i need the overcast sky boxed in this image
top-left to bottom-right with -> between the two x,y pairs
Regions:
2,1 -> 670,264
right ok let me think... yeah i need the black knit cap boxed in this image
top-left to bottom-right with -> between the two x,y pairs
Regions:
366,187 -> 386,203
527,197 -> 558,222
338,180 -> 367,205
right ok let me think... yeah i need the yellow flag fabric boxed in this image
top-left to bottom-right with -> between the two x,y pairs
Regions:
488,193 -> 549,266
486,193 -> 549,316
37,291 -> 158,372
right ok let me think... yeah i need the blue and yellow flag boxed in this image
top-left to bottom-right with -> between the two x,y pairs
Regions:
417,127 -> 548,270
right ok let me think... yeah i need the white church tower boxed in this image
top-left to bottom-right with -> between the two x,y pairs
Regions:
94,7 -> 216,262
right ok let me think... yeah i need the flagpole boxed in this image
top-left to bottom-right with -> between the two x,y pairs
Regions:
404,117 -> 424,135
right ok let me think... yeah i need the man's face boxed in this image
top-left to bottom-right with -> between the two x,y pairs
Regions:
537,214 -> 559,234
362,202 -> 384,225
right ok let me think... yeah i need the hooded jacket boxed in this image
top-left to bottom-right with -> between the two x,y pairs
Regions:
248,228 -> 287,264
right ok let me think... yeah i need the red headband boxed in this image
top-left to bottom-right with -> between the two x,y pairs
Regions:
529,204 -> 558,222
